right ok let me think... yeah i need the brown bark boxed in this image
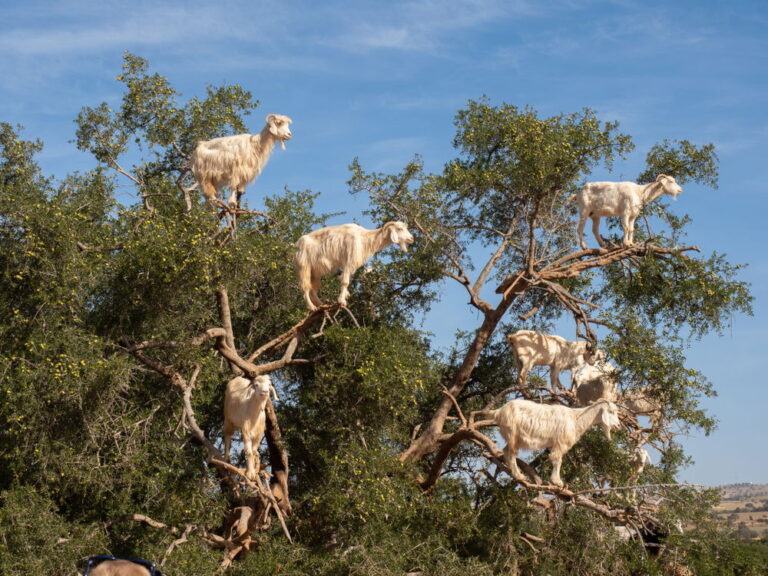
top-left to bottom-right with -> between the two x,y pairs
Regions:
400,274 -> 530,464
217,289 -> 241,375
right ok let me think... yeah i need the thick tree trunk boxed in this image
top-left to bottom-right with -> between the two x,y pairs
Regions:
400,277 -> 526,464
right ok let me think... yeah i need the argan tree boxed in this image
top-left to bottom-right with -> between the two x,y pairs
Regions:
0,55 -> 759,576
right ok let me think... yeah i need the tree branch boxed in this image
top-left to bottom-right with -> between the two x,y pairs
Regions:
473,222 -> 515,296
405,241 -> 702,482
217,288 -> 241,375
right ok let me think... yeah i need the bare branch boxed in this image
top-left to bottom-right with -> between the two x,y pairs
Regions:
414,216 -> 490,311
76,241 -> 124,253
105,513 -> 178,533
440,386 -> 468,427
473,222 -> 515,295
247,307 -> 329,362
543,242 -> 700,280
216,288 -> 241,375
573,483 -> 706,497
161,524 -> 194,567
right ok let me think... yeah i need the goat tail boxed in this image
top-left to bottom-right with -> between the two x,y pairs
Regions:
471,408 -> 499,427
505,333 -> 524,370
293,240 -> 313,291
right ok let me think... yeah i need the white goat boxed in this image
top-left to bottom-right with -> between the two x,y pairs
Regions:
570,174 -> 683,249
190,114 -> 292,209
489,399 -> 621,486
223,375 -> 273,481
294,221 -> 414,311
506,330 -> 596,389
630,447 -> 652,477
573,358 -> 618,404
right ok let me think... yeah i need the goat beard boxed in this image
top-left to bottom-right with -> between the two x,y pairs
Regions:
280,140 -> 287,151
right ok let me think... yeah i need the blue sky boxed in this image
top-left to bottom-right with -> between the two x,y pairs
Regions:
1,0 -> 765,486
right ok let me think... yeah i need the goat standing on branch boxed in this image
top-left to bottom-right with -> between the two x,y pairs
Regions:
482,399 -> 621,486
294,221 -> 414,311
507,330 -> 597,389
190,114 -> 292,209
570,174 -> 683,249
223,375 -> 274,481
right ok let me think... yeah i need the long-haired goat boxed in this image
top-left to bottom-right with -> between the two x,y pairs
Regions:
223,375 -> 273,481
506,330 -> 596,389
190,113 -> 292,209
569,174 -> 683,249
294,221 -> 414,311
488,399 -> 620,486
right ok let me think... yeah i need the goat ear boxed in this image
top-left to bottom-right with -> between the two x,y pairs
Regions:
656,174 -> 668,182
389,224 -> 399,243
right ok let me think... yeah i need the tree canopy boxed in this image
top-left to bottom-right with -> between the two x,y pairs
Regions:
0,53 -> 759,576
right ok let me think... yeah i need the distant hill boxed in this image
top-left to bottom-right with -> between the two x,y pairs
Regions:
715,483 -> 768,539
718,483 -> 768,501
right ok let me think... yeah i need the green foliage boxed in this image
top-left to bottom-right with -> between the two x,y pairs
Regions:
348,156 -> 447,311
0,60 -> 755,576
445,99 -> 633,240
600,316 -> 718,438
0,121 -> 47,189
601,251 -> 752,339
0,486 -> 107,576
682,529 -> 768,576
639,139 -> 719,188
285,324 -> 439,486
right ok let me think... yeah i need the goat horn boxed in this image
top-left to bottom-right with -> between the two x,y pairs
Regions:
265,114 -> 276,123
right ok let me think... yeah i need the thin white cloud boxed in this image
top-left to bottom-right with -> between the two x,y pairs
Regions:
591,8 -> 712,51
326,0 -> 538,53
0,2 -> 285,56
